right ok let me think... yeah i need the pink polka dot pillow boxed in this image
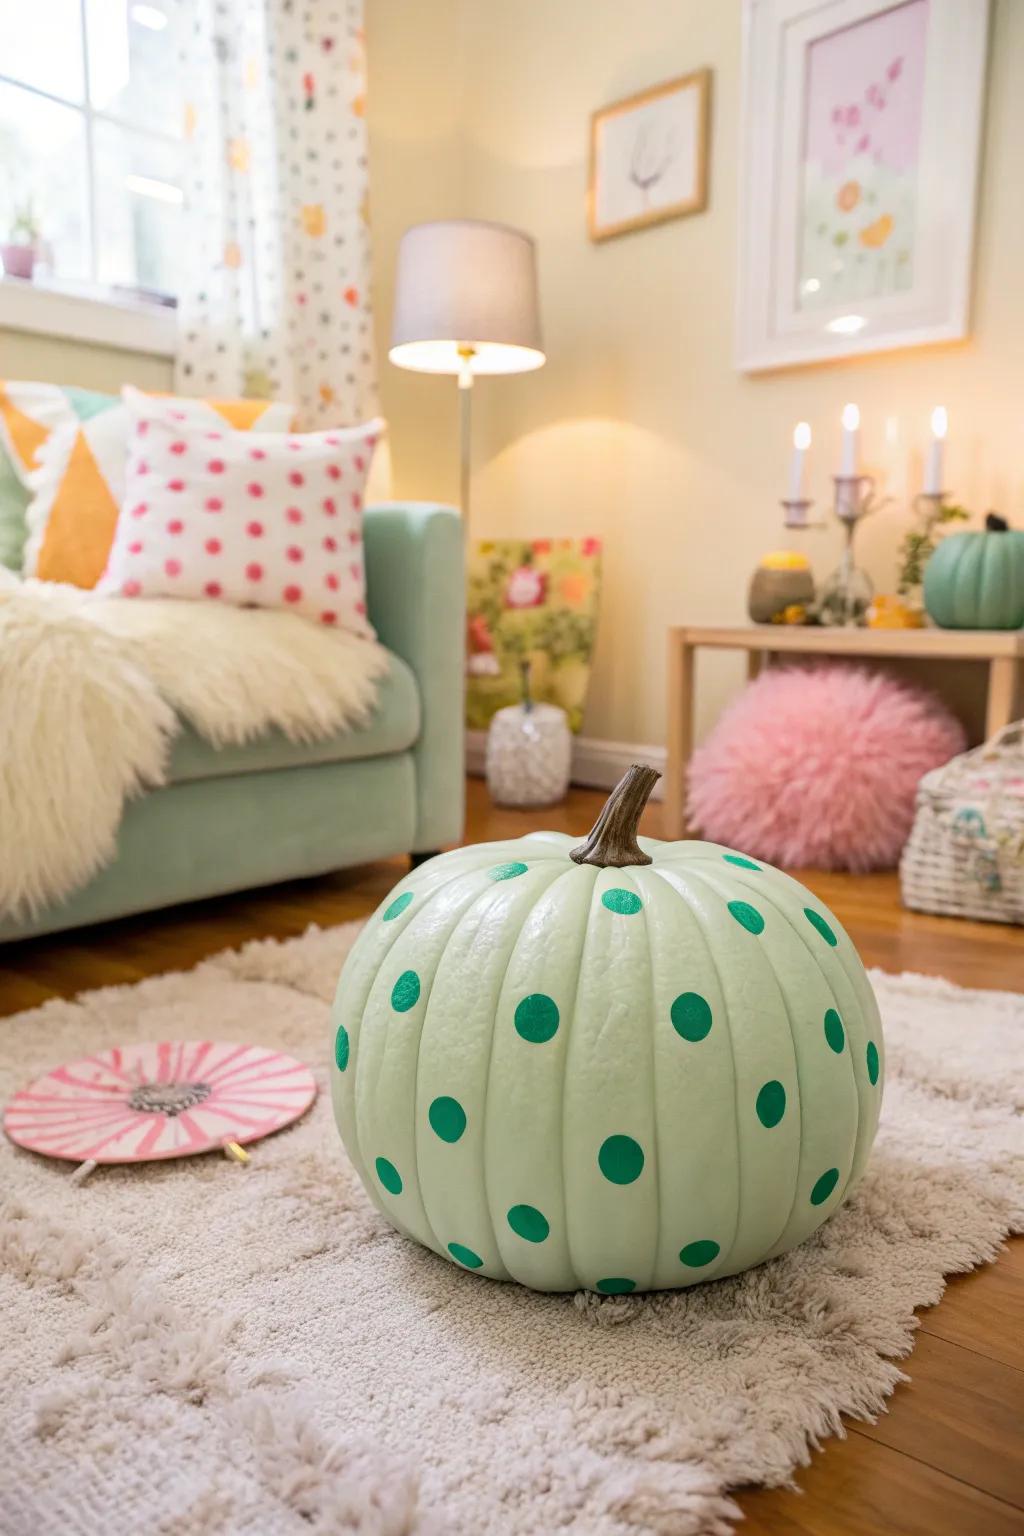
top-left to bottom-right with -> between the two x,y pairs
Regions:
97,389 -> 384,635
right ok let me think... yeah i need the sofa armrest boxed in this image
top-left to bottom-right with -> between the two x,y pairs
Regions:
363,502 -> 464,851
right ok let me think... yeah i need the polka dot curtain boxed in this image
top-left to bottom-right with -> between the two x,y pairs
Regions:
175,0 -> 378,430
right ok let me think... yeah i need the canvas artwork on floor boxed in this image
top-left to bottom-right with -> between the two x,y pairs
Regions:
465,537 -> 602,732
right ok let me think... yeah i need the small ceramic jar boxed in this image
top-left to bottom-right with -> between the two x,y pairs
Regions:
486,700 -> 571,807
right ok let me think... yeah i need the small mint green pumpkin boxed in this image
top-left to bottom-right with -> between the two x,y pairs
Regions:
330,767 -> 883,1294
924,515 -> 1024,630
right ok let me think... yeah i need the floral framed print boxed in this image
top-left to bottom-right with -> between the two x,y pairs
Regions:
736,0 -> 990,371
588,71 -> 711,242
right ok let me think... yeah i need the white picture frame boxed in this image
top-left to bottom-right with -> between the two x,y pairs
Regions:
736,0 -> 990,372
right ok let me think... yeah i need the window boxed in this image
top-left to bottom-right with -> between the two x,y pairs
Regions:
0,0 -> 183,305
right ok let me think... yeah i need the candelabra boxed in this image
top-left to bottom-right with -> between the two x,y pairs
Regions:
817,473 -> 879,627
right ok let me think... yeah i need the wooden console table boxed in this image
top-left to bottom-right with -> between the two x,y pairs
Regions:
664,625 -> 1024,840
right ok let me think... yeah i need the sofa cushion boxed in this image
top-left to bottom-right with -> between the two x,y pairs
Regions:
167,648 -> 420,784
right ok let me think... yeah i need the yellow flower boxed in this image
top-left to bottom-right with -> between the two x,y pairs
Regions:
183,102 -> 197,140
319,382 -> 335,405
301,203 -> 326,237
227,138 -> 250,172
859,213 -> 893,249
223,241 -> 243,270
351,93 -> 366,118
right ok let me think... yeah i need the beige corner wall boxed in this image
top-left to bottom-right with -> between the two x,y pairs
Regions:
370,0 -> 1024,749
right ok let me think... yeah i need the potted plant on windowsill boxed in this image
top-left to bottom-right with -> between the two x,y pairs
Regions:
1,202 -> 42,282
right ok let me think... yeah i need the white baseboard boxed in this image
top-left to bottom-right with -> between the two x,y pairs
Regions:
466,731 -> 667,801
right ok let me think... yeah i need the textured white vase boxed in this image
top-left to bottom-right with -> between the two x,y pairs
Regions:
486,701 -> 571,807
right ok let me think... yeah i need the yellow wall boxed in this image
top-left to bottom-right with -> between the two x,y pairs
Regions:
365,0 -> 465,511
370,0 -> 1023,747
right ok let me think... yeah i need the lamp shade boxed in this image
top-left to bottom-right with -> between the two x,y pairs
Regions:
389,220 -> 544,376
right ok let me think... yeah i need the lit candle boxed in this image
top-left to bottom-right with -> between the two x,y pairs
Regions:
924,406 -> 947,495
788,421 -> 811,501
840,402 -> 859,476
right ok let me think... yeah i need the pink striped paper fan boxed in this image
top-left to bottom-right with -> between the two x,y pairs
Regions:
4,1041 -> 317,1164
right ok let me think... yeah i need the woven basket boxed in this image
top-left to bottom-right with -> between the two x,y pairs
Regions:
900,721 -> 1024,924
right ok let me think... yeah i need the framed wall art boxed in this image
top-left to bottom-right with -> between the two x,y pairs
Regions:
588,70 -> 711,242
736,0 -> 990,371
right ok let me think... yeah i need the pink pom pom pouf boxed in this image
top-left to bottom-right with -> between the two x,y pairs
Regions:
687,666 -> 966,871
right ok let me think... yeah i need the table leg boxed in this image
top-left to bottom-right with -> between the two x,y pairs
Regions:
747,650 -> 763,683
665,632 -> 694,839
985,657 -> 1018,740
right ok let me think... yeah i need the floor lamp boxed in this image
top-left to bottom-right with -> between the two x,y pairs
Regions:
388,220 -> 545,535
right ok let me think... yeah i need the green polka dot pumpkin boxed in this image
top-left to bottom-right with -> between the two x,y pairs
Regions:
330,765 -> 884,1293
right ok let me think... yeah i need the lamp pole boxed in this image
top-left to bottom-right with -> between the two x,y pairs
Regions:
457,343 -> 475,537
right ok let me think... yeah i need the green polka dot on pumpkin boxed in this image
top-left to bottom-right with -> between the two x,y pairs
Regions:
334,1024 -> 350,1072
728,900 -> 765,934
596,1277 -> 635,1294
514,993 -> 560,1044
507,1205 -> 550,1243
489,861 -> 528,881
602,888 -> 643,916
823,1008 -> 845,1054
679,1239 -> 721,1268
866,1041 -> 880,1085
428,1096 -> 466,1143
382,891 -> 414,921
390,970 -> 421,1012
670,992 -> 713,1042
448,1241 -> 483,1269
756,1080 -> 786,1128
805,908 -> 838,946
375,1157 -> 402,1195
724,854 -> 761,870
598,1134 -> 645,1184
810,1167 -> 840,1206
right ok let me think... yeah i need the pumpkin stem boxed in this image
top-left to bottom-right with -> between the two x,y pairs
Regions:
570,763 -> 660,868
985,511 -> 1009,532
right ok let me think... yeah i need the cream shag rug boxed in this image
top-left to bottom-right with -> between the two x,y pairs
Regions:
2,923 -> 1021,1536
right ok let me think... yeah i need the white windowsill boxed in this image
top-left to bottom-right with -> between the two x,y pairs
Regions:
0,277 -> 177,359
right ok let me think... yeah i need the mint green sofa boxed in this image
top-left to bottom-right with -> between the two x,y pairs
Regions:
1,502 -> 464,942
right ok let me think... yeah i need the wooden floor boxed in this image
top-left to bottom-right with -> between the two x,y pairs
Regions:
2,777 -> 1022,1533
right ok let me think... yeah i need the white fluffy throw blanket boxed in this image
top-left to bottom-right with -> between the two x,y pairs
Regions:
0,576 -> 389,920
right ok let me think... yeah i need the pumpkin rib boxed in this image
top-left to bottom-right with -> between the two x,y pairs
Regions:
474,864 -> 575,1281
648,863 -> 744,1280
358,864 -> 504,1259
411,865 -> 556,1274
966,536 -> 985,630
729,875 -> 864,1236
982,529 -> 1012,629
668,861 -> 807,1265
550,867 -> 600,1291
719,856 -> 885,1190
697,856 -> 873,1213
641,883 -> 664,1291
333,911 -> 426,1206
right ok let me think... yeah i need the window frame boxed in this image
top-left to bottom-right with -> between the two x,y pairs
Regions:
0,0 -> 181,357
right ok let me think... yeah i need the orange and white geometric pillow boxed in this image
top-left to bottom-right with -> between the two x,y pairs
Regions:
96,389 -> 383,635
23,388 -> 293,589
